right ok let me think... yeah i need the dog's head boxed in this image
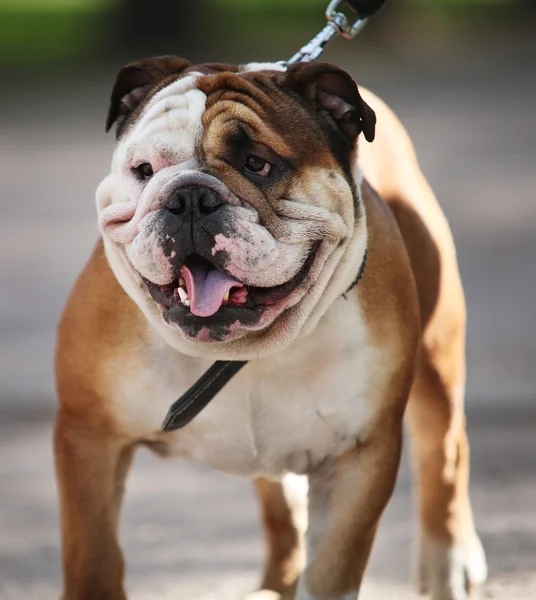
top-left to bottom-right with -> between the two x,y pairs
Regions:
97,56 -> 375,358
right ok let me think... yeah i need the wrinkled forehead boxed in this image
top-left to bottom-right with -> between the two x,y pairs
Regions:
116,73 -> 206,167
116,62 -> 328,169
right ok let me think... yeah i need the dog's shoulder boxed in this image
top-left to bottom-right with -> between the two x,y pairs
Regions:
357,178 -> 420,352
359,87 -> 464,332
55,240 -> 149,424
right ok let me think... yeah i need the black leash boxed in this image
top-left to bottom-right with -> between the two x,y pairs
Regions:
161,0 -> 385,433
162,360 -> 248,431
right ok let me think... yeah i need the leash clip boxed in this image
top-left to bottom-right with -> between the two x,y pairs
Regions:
288,0 -> 368,64
326,0 -> 369,39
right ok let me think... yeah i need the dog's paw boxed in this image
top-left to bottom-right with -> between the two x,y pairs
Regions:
416,531 -> 487,600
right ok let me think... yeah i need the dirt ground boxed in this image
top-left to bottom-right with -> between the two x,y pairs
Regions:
1,39 -> 535,599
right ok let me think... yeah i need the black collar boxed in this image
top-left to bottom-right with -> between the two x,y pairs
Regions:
161,248 -> 367,432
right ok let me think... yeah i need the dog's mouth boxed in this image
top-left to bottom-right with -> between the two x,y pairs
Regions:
143,245 -> 319,326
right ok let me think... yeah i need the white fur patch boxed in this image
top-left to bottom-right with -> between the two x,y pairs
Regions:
122,75 -> 206,167
99,73 -> 206,220
417,532 -> 488,600
281,473 -> 309,536
97,75 -> 208,308
241,61 -> 287,73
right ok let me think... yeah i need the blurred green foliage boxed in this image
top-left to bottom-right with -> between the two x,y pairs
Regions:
0,0 -> 108,9
0,0 -> 523,68
215,0 -> 510,5
0,0 -> 110,66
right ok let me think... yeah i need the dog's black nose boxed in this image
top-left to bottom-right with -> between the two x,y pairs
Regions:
166,185 -> 223,217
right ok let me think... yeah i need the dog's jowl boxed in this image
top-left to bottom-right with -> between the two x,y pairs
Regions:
54,57 -> 487,600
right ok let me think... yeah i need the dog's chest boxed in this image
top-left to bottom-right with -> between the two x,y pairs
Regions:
116,300 -> 381,477
173,351 -> 373,477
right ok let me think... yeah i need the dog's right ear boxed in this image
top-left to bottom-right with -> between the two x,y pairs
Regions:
106,56 -> 191,135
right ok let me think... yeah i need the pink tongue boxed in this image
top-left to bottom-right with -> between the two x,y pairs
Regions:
180,261 -> 243,317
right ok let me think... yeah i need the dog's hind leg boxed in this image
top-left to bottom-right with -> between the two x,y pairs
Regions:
54,405 -> 135,600
371,111 -> 488,597
248,474 -> 308,600
406,306 -> 487,600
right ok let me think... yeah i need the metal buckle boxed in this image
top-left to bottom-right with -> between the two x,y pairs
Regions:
325,0 -> 368,39
287,0 -> 369,64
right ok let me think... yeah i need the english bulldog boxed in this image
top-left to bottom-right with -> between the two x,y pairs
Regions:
54,56 -> 487,600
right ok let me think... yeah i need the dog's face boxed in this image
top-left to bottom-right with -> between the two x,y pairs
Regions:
97,57 -> 375,358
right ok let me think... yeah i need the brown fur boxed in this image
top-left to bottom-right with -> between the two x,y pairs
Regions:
360,89 -> 475,550
253,94 -> 479,598
55,65 -> 482,599
251,94 -> 480,598
254,477 -> 306,597
197,67 -> 363,240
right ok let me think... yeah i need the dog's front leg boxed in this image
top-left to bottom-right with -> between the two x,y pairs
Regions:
296,421 -> 402,600
54,408 -> 135,600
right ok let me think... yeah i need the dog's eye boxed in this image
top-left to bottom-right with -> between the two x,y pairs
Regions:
132,163 -> 154,181
244,155 -> 271,177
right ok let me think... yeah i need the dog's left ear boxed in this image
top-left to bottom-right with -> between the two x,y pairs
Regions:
282,62 -> 376,143
106,55 -> 191,135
